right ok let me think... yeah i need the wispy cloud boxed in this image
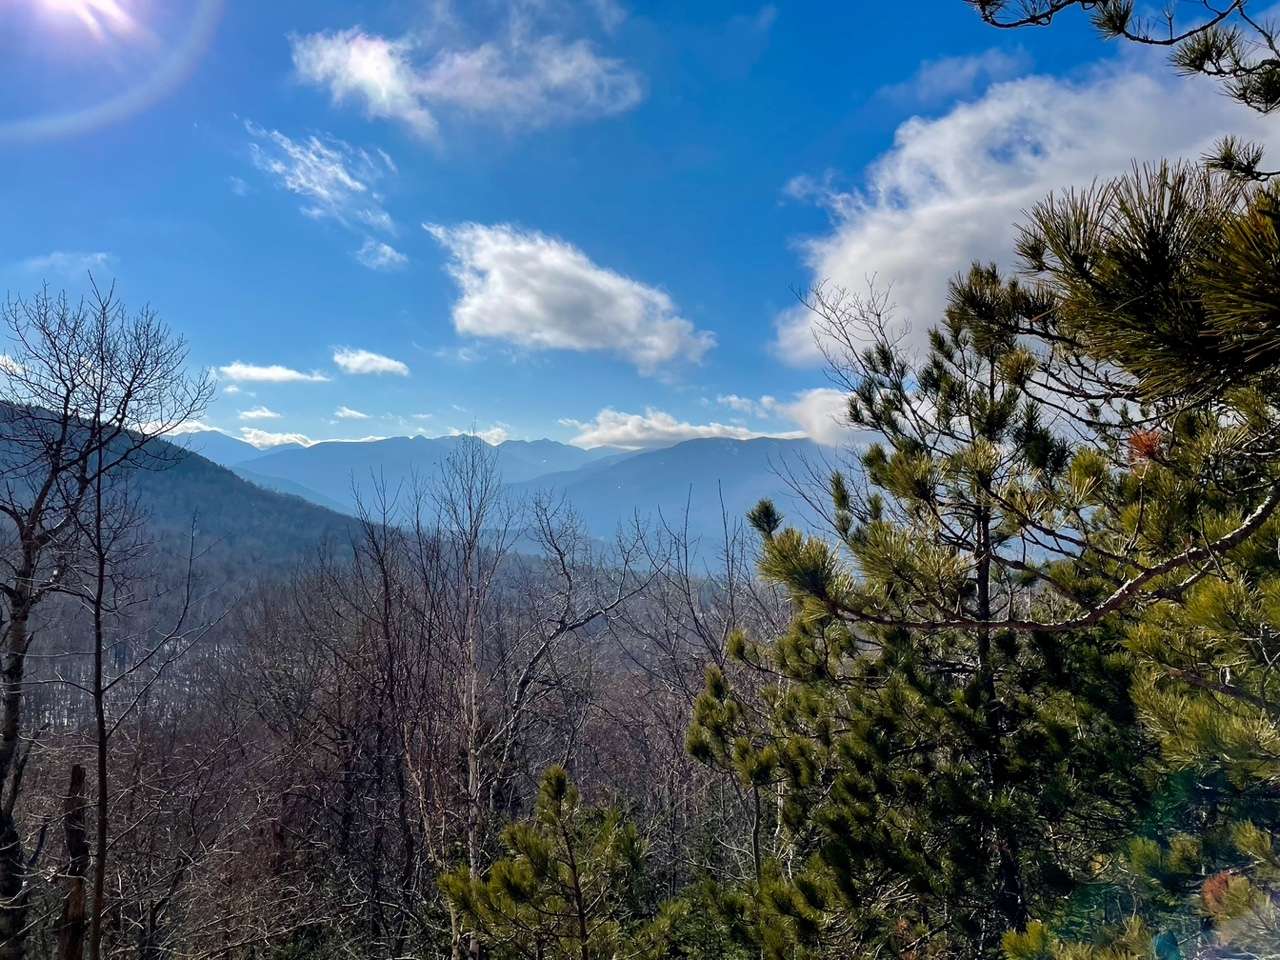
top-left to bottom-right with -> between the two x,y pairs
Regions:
712,390 -> 857,446
18,250 -> 114,277
291,30 -> 439,137
238,405 -> 283,421
290,21 -> 643,137
219,362 -> 331,384
427,222 -> 713,374
715,393 -> 774,416
878,47 -> 1032,105
335,405 -> 371,420
245,121 -> 395,234
333,348 -> 410,376
355,238 -> 408,271
561,407 -> 796,450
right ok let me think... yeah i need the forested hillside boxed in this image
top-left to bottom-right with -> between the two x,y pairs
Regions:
129,444 -> 357,579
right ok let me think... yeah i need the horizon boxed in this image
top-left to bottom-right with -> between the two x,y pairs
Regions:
174,419 -> 813,452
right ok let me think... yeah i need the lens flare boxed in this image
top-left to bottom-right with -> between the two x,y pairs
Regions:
2,0 -> 224,142
41,0 -> 136,39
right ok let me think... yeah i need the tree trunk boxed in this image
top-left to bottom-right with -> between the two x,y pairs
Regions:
0,608 -> 32,960
56,766 -> 89,960
0,810 -> 26,960
90,515 -> 108,960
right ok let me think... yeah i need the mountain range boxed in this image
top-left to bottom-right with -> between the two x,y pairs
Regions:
175,429 -> 825,543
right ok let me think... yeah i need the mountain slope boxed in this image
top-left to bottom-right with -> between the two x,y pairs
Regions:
160,431 -> 825,545
510,437 -> 823,540
172,429 -> 287,467
237,435 -> 612,513
127,446 -> 357,582
231,467 -> 353,516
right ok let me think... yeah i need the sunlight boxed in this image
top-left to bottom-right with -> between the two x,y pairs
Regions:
2,0 -> 223,141
40,0 -> 136,39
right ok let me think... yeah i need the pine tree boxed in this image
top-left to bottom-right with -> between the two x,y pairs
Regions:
1017,163 -> 1280,400
442,767 -> 648,960
994,164 -> 1280,960
688,164 -> 1280,960
1002,519 -> 1280,960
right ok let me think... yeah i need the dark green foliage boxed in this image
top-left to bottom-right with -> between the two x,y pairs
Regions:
443,767 -> 649,960
127,441 -> 357,582
1011,518 -> 1280,960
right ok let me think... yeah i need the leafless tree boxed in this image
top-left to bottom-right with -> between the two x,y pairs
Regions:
0,285 -> 211,960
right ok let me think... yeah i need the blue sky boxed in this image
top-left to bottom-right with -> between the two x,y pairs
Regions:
1,1 -> 1271,450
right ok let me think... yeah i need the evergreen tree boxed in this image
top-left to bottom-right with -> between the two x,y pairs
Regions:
1000,165 -> 1280,960
1004,517 -> 1280,960
688,164 -> 1280,960
442,767 -> 648,960
1017,163 -> 1280,400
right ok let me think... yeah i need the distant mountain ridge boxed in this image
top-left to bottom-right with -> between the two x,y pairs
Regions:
178,429 -> 822,541
227,434 -> 617,513
510,436 -> 822,540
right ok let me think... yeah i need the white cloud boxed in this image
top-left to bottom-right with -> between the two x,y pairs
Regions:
335,405 -> 371,420
716,393 -> 776,416
450,424 -> 511,445
355,238 -> 409,271
239,427 -> 314,449
18,251 -> 113,276
227,176 -> 250,197
427,222 -> 714,373
879,48 -> 1032,104
711,390 -> 855,446
219,362 -> 331,384
776,65 -> 1280,365
769,389 -> 855,447
291,27 -> 643,135
291,30 -> 439,137
222,384 -> 242,396
333,348 -> 410,376
561,407 -> 795,450
238,406 -> 283,421
245,121 -> 395,233
588,0 -> 627,32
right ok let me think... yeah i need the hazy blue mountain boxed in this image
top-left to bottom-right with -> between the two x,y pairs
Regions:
510,437 -> 824,541
173,429 -> 301,468
236,435 -> 620,513
231,467 -> 353,515
166,430 -> 825,543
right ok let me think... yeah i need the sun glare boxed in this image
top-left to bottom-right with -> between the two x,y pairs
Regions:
40,0 -> 136,39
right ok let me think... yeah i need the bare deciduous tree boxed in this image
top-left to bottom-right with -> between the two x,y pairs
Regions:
0,285 -> 210,960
